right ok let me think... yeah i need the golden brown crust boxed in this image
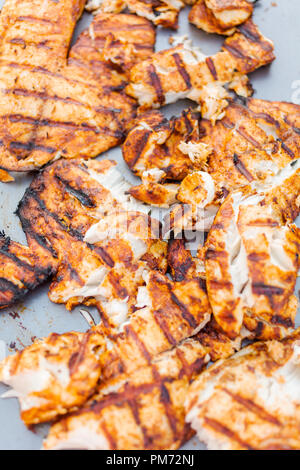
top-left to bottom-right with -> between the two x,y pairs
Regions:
189,0 -> 253,35
126,23 -> 274,109
122,109 -> 203,181
0,328 -> 105,425
0,2 -> 160,173
205,190 -> 299,339
186,329 -> 300,450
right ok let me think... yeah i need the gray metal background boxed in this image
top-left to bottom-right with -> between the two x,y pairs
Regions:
0,0 -> 299,450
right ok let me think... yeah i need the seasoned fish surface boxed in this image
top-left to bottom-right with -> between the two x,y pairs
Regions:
189,0 -> 253,35
0,234 -> 54,309
0,329 -> 105,425
123,109 -> 206,182
126,22 -> 274,110
69,12 -> 156,82
17,159 -> 166,325
186,329 -> 300,450
86,0 -> 185,29
44,336 -> 210,450
0,1 -> 148,173
205,190 -> 300,339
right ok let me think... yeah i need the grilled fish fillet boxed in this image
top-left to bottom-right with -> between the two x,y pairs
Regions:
0,1 -> 150,173
205,189 -> 300,339
43,321 -> 240,451
186,328 -> 300,450
126,22 -> 274,110
123,109 -> 206,182
69,12 -> 156,81
0,329 -> 105,425
0,264 -> 212,426
17,159 -> 169,332
0,233 -> 54,309
86,0 -> 185,29
165,100 -> 300,234
189,0 -> 253,35
43,335 -> 210,450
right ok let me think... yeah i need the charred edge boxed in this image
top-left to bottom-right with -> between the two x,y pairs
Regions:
205,57 -> 218,81
170,291 -> 198,329
55,175 -> 96,208
0,277 -> 29,305
16,200 -> 58,258
271,315 -> 294,328
148,64 -> 165,105
233,153 -> 254,181
0,244 -> 41,275
172,53 -> 192,89
26,188 -> 84,241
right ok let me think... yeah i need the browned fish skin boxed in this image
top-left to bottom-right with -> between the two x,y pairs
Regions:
0,1 -> 158,173
189,0 -> 253,36
186,328 -> 300,450
0,233 -> 54,309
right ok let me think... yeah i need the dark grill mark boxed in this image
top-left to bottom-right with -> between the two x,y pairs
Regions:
170,292 -> 198,329
129,130 -> 152,169
236,127 -> 261,148
148,64 -> 164,105
8,114 -> 101,135
8,88 -> 86,107
252,283 -> 284,297
172,53 -> 192,89
152,308 -> 177,346
125,326 -> 152,364
204,417 -> 254,450
0,277 -> 25,299
182,110 -> 194,135
233,153 -> 254,182
9,141 -> 56,154
205,57 -> 218,80
278,139 -> 295,159
91,246 -> 115,268
10,38 -> 26,47
28,189 -> 84,241
271,315 -> 294,328
222,388 -> 282,426
55,175 -> 96,208
223,43 -> 246,60
239,24 -> 260,43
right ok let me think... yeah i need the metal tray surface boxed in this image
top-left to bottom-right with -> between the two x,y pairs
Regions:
0,0 -> 299,450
